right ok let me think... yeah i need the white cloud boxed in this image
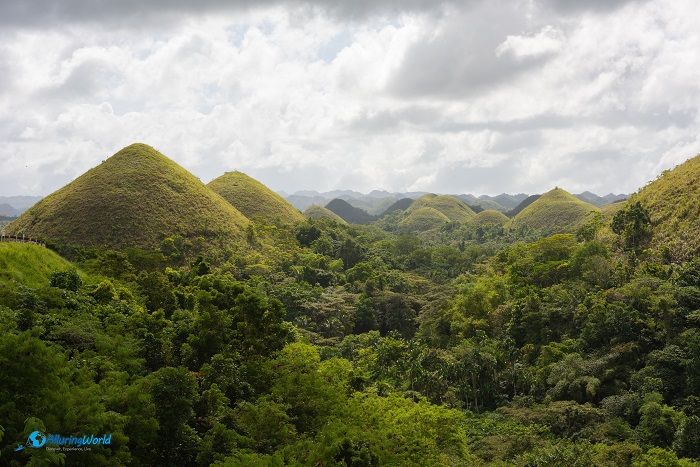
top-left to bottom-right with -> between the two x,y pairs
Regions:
0,0 -> 699,197
496,26 -> 565,60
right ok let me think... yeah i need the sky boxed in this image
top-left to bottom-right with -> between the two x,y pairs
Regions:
1,0 -> 699,197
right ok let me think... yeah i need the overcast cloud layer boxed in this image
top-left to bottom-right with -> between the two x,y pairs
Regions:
1,0 -> 698,196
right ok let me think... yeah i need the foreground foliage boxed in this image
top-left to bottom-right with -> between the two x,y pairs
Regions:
2,199 -> 700,465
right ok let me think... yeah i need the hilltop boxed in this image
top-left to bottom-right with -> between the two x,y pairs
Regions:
633,153 -> 700,261
208,171 -> 304,224
467,209 -> 510,227
7,143 -> 249,253
325,199 -> 376,224
399,206 -> 450,232
506,187 -> 599,234
408,194 -> 476,223
303,204 -> 347,223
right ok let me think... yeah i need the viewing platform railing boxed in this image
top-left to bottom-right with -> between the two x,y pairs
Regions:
0,233 -> 46,247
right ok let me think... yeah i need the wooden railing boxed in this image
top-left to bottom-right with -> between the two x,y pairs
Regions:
0,233 -> 46,247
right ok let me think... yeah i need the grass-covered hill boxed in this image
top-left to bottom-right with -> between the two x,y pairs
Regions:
0,243 -> 76,290
633,153 -> 700,261
382,198 -> 414,216
506,187 -> 599,234
507,194 -> 541,217
325,199 -> 376,224
303,204 -> 347,223
408,194 -> 476,223
467,209 -> 510,227
7,143 -> 249,252
208,171 -> 304,225
399,206 -> 450,232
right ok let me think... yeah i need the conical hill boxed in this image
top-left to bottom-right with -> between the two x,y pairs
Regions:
400,207 -> 450,232
632,154 -> 700,261
467,210 -> 509,227
8,143 -> 249,251
408,194 -> 476,223
303,204 -> 347,223
506,187 -> 598,234
208,171 -> 304,224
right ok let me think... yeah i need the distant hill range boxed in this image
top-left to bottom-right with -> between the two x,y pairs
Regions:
286,190 -> 430,215
0,196 -> 43,216
284,190 -> 626,217
0,203 -> 20,217
4,148 -> 629,239
5,186 -> 625,225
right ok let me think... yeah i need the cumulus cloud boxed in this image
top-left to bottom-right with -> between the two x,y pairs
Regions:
0,0 -> 699,197
496,26 -> 565,60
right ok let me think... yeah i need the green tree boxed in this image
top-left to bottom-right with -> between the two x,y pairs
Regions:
149,366 -> 200,466
612,201 -> 652,251
49,267 -> 82,292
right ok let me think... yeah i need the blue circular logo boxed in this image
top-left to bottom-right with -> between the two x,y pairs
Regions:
27,431 -> 47,448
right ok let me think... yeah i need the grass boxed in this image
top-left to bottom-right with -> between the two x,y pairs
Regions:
303,205 -> 347,223
633,153 -> 700,261
506,187 -> 599,234
467,210 -> 509,227
0,243 -> 75,289
208,171 -> 304,225
400,207 -> 450,232
408,195 -> 476,223
7,143 -> 250,253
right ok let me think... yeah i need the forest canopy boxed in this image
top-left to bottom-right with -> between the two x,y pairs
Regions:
2,147 -> 700,466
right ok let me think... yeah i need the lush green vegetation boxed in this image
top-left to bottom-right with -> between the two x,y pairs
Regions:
0,243 -> 76,290
208,171 -> 305,225
7,144 -> 249,255
3,149 -> 700,466
634,155 -> 700,262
